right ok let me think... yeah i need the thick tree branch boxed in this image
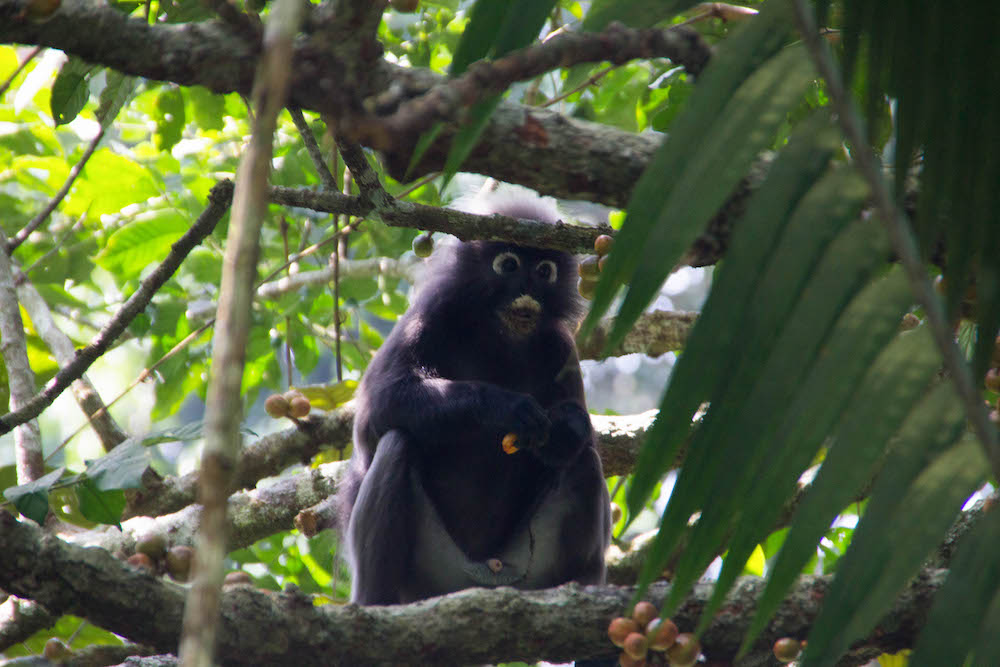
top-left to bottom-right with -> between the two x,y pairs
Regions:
124,405 -> 655,522
267,184 -> 614,253
0,511 -> 950,666
0,180 -> 233,438
349,23 -> 711,151
0,230 -> 43,483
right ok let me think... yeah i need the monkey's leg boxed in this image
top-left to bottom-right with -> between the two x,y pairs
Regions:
346,430 -> 415,604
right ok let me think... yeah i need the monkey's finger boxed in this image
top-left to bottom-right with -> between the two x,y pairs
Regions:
501,433 -> 519,454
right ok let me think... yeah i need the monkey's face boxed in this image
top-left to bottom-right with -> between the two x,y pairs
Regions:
462,242 -> 580,338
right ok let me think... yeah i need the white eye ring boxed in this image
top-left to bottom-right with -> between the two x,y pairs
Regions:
536,260 -> 558,283
492,251 -> 521,275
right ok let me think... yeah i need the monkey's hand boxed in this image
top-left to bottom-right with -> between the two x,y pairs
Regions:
502,393 -> 550,452
530,400 -> 592,467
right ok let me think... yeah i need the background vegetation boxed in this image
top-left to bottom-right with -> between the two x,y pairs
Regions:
0,0 -> 998,665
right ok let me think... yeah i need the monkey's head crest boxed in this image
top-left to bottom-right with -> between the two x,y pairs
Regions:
415,190 -> 583,334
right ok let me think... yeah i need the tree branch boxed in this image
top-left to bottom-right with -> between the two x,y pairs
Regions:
0,510 -> 951,666
15,270 -> 128,451
179,1 -> 301,662
349,23 -> 710,151
0,229 -> 43,483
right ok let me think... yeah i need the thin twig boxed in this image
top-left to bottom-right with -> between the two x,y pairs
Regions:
0,46 -> 42,98
542,65 -> 614,108
23,214 -> 86,274
288,107 -> 338,190
178,0 -> 302,662
334,137 -> 393,210
792,0 -> 1000,477
8,127 -> 106,253
44,320 -> 215,464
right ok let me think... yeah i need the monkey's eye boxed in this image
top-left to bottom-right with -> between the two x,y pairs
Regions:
492,251 -> 521,275
535,260 -> 558,283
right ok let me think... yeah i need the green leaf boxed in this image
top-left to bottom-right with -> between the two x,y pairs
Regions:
75,478 -> 127,527
583,0 -> 699,31
652,177 -> 876,615
605,43 -> 817,352
84,439 -> 151,491
622,110 -> 841,532
449,0 -> 509,76
802,436 -> 987,667
910,508 -> 1000,666
702,267 -> 912,634
96,71 -> 139,128
144,421 -> 204,443
745,327 -> 947,648
438,0 -> 556,184
296,381 -> 358,410
439,96 -> 501,187
580,0 -> 800,342
2,467 -> 65,524
50,57 -> 95,125
95,210 -> 191,281
155,86 -> 186,152
188,86 -> 226,131
63,149 -> 159,218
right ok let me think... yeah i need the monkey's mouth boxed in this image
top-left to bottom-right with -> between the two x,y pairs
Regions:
501,294 -> 542,337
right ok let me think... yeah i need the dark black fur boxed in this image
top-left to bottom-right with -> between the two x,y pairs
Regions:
339,197 -> 610,605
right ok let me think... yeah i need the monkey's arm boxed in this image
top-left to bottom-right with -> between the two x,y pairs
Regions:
522,333 -> 596,468
360,359 -> 551,452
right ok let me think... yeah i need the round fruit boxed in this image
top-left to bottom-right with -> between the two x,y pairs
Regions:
617,653 -> 645,667
607,617 -> 641,647
594,234 -> 614,256
772,637 -> 801,663
43,638 -> 71,660
289,395 -> 311,418
166,545 -> 195,582
631,600 -> 658,628
135,532 -> 167,560
599,254 -> 609,273
264,394 -> 290,418
579,277 -> 598,300
126,553 -> 156,573
412,232 -> 434,258
900,312 -> 920,331
667,633 -> 700,667
985,368 -> 1000,393
646,617 -> 679,651
623,632 -> 649,660
224,571 -> 253,586
579,255 -> 600,278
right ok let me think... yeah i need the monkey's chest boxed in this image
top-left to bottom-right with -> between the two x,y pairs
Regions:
417,438 -> 548,557
402,467 -> 572,603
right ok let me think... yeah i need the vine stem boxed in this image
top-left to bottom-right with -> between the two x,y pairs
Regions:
792,0 -> 1000,478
